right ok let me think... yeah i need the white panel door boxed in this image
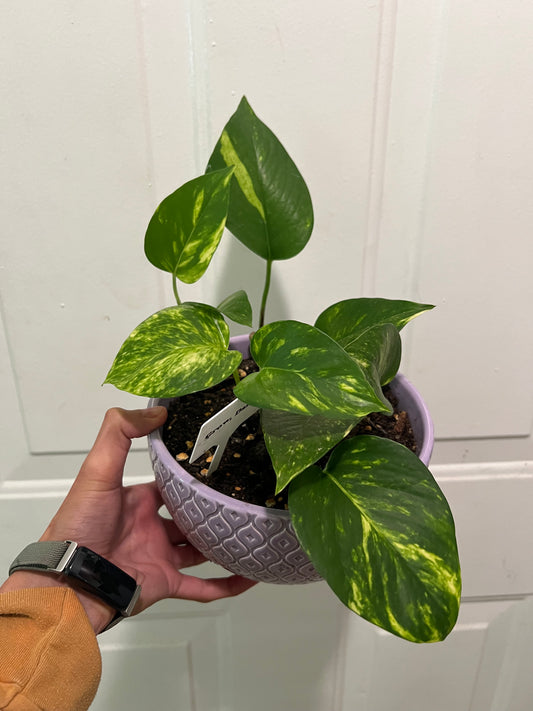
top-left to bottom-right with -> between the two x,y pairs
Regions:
3,2 -> 533,710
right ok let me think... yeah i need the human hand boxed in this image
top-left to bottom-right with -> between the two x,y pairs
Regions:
4,407 -> 256,632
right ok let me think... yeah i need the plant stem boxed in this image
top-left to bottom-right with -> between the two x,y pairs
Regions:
172,273 -> 182,305
259,259 -> 272,328
232,367 -> 241,385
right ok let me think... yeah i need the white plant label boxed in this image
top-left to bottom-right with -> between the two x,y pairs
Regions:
189,398 -> 259,474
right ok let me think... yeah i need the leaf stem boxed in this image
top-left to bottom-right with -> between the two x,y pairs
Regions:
232,367 -> 241,385
259,259 -> 272,328
172,273 -> 182,305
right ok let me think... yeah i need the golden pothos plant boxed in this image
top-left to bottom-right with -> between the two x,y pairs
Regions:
105,96 -> 461,643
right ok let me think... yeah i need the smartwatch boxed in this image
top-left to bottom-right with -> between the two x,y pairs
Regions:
9,541 -> 141,631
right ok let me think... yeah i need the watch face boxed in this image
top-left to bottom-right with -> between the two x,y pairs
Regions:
67,547 -> 137,612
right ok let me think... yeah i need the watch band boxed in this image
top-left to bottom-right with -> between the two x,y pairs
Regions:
9,541 -> 141,632
10,541 -> 78,574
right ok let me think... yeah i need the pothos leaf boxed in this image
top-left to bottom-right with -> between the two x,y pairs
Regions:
289,436 -> 461,643
315,298 -> 434,345
261,409 -> 356,494
347,323 -> 402,386
206,96 -> 313,261
217,289 -> 253,327
234,320 -> 392,419
144,167 -> 234,284
104,302 -> 241,398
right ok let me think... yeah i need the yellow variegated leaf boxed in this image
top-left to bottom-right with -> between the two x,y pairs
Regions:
105,303 -> 241,398
289,436 -> 461,643
234,320 -> 392,419
144,167 -> 234,284
315,298 -> 434,345
206,96 -> 313,261
261,409 -> 356,494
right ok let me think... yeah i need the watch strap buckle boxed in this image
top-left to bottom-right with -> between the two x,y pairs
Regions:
54,541 -> 78,573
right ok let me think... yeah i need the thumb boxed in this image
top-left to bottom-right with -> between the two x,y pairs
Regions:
78,406 -> 167,490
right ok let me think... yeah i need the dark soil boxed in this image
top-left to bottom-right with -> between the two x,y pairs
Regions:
162,360 -> 417,511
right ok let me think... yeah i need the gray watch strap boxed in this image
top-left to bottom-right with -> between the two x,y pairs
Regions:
9,541 -> 74,575
8,541 -> 141,633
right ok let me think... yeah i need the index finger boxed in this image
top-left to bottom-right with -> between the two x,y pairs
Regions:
78,406 -> 167,490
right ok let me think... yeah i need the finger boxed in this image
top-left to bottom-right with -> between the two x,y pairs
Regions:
78,407 -> 167,490
172,573 -> 257,602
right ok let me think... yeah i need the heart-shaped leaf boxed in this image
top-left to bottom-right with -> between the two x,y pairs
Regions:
206,96 -> 313,261
315,298 -> 434,347
104,303 -> 241,397
217,290 -> 253,327
144,167 -> 234,284
289,436 -> 461,643
347,322 -> 402,386
261,409 -> 356,494
234,320 -> 392,418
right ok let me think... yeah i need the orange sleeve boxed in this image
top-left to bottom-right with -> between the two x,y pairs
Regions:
0,587 -> 102,711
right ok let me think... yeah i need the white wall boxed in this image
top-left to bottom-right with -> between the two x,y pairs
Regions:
2,1 -> 532,471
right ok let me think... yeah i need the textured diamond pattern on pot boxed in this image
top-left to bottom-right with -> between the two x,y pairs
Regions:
165,482 -> 185,515
285,548 -> 316,566
206,515 -> 233,538
235,523 -> 266,548
196,496 -> 218,517
209,543 -> 237,567
235,554 -> 271,576
194,521 -> 222,548
269,531 -> 299,554
267,559 -> 298,578
153,456 -> 170,486
250,544 -> 280,565
254,517 -> 284,536
149,442 -> 321,584
182,497 -> 212,526
182,526 -> 206,550
222,509 -> 249,527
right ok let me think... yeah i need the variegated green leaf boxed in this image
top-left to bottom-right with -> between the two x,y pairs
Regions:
206,96 -> 313,261
315,298 -> 434,347
262,409 -> 356,494
347,323 -> 402,386
289,436 -> 461,643
217,289 -> 253,327
234,320 -> 392,418
144,167 -> 234,284
105,303 -> 241,397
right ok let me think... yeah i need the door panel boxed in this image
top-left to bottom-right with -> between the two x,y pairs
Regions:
2,2 -> 533,709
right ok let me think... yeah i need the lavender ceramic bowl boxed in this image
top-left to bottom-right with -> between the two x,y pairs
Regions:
148,335 -> 434,584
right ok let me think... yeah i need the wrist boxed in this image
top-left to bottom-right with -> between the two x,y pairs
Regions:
0,570 -> 115,634
7,541 -> 141,633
